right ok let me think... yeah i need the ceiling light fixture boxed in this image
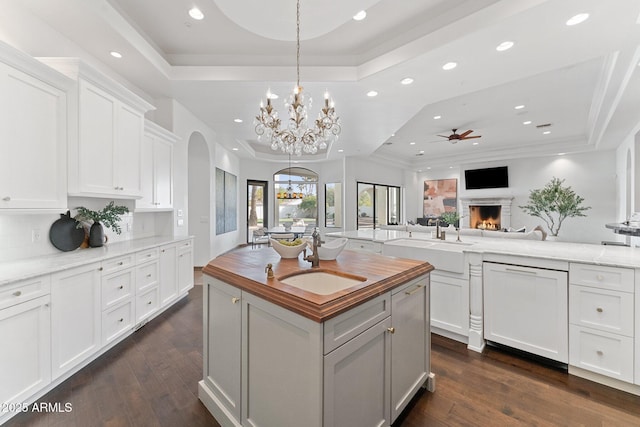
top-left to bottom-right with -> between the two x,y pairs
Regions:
472,142 -> 479,145
433,115 -> 441,120
514,104 -> 525,110
543,131 -> 551,135
233,118 -> 243,123
566,13 -> 589,26
189,7 -> 204,20
255,0 -> 340,156
496,41 -> 514,51
367,90 -> 378,97
278,154 -> 305,199
353,10 -> 367,21
442,62 -> 457,70
523,120 -> 532,125
232,147 -> 239,151
409,142 -> 416,145
110,51 -> 122,58
400,77 -> 414,85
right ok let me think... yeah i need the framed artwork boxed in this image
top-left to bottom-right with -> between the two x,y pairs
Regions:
423,178 -> 457,217
216,168 -> 238,235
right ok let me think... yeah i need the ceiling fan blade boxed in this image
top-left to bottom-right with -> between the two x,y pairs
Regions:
459,130 -> 473,138
461,135 -> 482,140
436,134 -> 451,138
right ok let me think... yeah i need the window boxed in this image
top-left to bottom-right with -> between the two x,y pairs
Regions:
357,182 -> 401,229
274,167 -> 318,229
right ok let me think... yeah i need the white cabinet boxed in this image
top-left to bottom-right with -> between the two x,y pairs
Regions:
483,261 -> 568,363
200,273 -> 432,427
159,243 -> 178,306
136,120 -> 177,211
101,258 -> 135,346
0,275 -> 51,412
0,42 -> 70,210
51,262 -> 102,380
177,240 -> 194,295
430,271 -> 469,340
568,263 -> 635,383
38,58 -> 155,199
135,254 -> 160,324
346,238 -> 382,254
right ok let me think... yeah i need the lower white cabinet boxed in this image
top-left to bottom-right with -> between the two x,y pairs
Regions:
177,241 -> 194,295
159,243 -> 178,305
200,274 -> 431,427
483,261 -> 568,363
51,262 -> 102,380
430,271 -> 468,340
0,295 -> 51,409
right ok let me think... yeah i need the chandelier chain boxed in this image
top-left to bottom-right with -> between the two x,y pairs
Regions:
296,0 -> 300,88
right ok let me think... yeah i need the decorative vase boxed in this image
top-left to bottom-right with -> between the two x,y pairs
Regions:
89,222 -> 107,247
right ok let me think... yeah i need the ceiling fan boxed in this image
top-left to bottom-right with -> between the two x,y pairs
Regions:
436,129 -> 482,144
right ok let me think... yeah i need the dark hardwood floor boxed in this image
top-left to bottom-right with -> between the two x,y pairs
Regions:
6,268 -> 640,427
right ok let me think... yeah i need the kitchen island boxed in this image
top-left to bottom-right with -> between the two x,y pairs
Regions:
199,248 -> 434,427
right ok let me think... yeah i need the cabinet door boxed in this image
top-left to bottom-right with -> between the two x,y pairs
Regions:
78,80 -> 116,195
204,278 -> 242,422
115,103 -> 143,197
137,133 -> 155,209
51,262 -> 101,379
177,243 -> 194,295
159,244 -> 178,306
324,317 -> 392,427
0,295 -> 51,406
483,262 -> 568,363
430,272 -> 468,338
0,62 -> 66,209
391,279 -> 429,422
154,138 -> 173,208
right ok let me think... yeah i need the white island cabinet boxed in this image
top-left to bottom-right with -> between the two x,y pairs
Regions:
201,274 -> 431,427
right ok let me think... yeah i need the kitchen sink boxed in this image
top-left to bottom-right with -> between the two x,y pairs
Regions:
278,269 -> 367,295
383,238 -> 470,273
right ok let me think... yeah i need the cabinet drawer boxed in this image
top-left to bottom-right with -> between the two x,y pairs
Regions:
324,293 -> 390,354
136,261 -> 158,292
177,239 -> 192,253
569,285 -> 633,337
102,269 -> 134,310
136,248 -> 159,264
102,255 -> 135,275
569,263 -> 634,292
346,239 -> 382,254
0,275 -> 50,310
569,325 -> 634,383
136,286 -> 159,322
102,300 -> 134,345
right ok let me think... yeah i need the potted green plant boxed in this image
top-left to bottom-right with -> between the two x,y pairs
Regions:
75,201 -> 129,247
519,177 -> 590,238
440,211 -> 460,228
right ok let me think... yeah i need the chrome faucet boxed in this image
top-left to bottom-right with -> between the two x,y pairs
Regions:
435,218 -> 440,239
304,228 -> 322,268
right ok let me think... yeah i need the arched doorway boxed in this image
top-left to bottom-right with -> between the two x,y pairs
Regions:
188,132 -> 211,267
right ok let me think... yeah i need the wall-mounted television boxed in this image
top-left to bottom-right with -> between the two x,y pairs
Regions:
464,166 -> 509,190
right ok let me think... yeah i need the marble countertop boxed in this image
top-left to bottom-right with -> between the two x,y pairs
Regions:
0,235 -> 192,286
327,230 -> 640,269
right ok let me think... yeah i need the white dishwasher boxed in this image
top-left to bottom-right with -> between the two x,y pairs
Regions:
483,261 -> 568,363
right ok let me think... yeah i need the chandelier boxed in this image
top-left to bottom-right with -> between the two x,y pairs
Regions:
277,155 -> 305,199
255,0 -> 341,156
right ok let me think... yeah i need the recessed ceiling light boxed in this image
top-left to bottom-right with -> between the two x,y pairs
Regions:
338,149 -> 344,153
442,62 -> 457,71
419,150 -> 425,154
400,77 -> 414,85
417,169 -> 422,173
514,105 -> 525,110
232,147 -> 239,151
558,152 -> 566,156
433,115 -> 441,120
189,7 -> 204,20
566,13 -> 589,26
409,142 -> 416,145
367,90 -> 378,97
353,10 -> 367,21
233,118 -> 243,123
426,167 -> 431,170
110,51 -> 122,58
391,133 -> 395,137
496,41 -> 514,52
543,131 -> 551,135
472,142 -> 479,145
523,120 -> 532,125
449,166 -> 453,169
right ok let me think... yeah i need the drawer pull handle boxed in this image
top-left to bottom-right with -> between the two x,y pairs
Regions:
118,261 -> 124,266
504,267 -> 537,275
161,249 -> 165,253
98,267 -> 103,271
2,196 -> 10,201
147,301 -> 152,305
596,307 -> 603,313
13,290 -> 22,297
119,318 -> 124,322
405,284 -> 424,296
147,274 -> 152,278
387,327 -> 395,334
232,297 -> 240,304
118,285 -> 124,290
596,350 -> 604,356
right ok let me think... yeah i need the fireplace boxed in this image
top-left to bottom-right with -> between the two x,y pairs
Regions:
470,205 -> 501,230
460,197 -> 513,230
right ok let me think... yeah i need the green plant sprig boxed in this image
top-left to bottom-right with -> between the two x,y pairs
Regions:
75,201 -> 129,234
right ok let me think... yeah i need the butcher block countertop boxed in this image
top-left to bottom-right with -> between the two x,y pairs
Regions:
202,249 -> 433,322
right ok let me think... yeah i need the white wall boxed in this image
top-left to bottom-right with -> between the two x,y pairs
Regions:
413,151 -> 619,244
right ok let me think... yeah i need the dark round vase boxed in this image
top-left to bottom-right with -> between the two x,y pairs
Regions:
89,222 -> 106,247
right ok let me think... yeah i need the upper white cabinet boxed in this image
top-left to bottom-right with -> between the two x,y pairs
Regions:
136,120 -> 177,211
38,58 -> 155,199
0,42 -> 71,210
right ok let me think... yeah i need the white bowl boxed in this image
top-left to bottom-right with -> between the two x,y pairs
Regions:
316,237 -> 348,260
269,238 -> 308,258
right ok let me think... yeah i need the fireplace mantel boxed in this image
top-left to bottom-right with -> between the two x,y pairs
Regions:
460,196 -> 514,229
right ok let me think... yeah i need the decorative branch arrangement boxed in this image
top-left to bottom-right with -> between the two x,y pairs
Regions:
75,201 -> 129,234
519,177 -> 590,237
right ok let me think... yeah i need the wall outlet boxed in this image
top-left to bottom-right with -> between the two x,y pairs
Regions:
31,229 -> 41,243
177,219 -> 184,227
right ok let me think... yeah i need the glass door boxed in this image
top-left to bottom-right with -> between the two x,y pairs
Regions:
247,180 -> 268,244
